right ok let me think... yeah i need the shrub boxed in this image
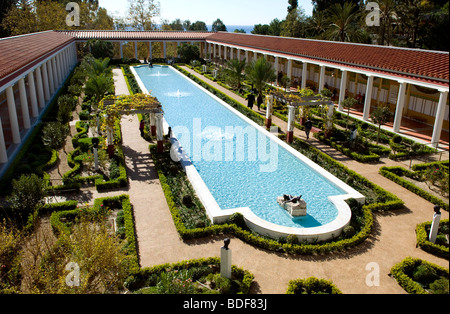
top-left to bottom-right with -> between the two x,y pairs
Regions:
413,264 -> 439,286
390,257 -> 449,294
286,277 -> 342,294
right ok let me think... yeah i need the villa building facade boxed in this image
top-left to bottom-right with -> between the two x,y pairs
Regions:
0,30 -> 448,175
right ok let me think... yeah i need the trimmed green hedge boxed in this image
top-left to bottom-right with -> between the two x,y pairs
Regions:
416,219 -> 449,259
379,166 -> 449,211
315,131 -> 382,163
286,277 -> 342,294
150,144 -> 374,255
125,257 -> 254,293
390,257 -> 449,294
49,194 -> 139,272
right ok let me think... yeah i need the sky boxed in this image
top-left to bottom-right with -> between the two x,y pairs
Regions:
98,0 -> 314,26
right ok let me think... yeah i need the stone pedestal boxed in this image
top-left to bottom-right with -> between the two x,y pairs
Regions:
429,212 -> 442,244
156,112 -> 164,153
220,239 -> 232,279
287,105 -> 295,144
265,95 -> 273,129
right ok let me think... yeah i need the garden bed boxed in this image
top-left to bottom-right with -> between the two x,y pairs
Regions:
390,257 -> 449,294
379,160 -> 449,211
126,257 -> 254,294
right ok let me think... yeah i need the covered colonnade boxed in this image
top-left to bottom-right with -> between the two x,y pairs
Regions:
0,31 -> 78,173
204,32 -> 449,149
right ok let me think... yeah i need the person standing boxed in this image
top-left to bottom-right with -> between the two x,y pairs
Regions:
139,119 -> 145,137
304,119 -> 313,140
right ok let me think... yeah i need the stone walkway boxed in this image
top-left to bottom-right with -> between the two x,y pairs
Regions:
85,67 -> 449,294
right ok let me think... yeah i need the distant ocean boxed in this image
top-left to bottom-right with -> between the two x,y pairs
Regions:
222,25 -> 254,34
137,25 -> 255,34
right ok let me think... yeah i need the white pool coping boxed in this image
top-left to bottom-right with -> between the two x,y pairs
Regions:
132,65 -> 366,243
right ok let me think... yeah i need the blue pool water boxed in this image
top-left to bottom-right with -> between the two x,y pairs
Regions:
134,65 -> 346,228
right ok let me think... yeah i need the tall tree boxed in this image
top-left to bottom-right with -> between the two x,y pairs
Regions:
0,0 -> 17,37
324,2 -> 362,42
2,0 -> 114,36
227,58 -> 247,89
280,6 -> 308,38
189,21 -> 208,31
375,0 -> 398,46
288,0 -> 298,13
245,57 -> 276,96
127,0 -> 160,30
395,0 -> 433,48
212,18 -> 227,32
312,0 -> 363,15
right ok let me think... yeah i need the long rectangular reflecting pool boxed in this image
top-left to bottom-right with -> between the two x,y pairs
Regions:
132,65 -> 365,241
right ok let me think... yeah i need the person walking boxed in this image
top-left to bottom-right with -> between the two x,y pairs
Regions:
246,93 -> 255,110
304,119 -> 313,140
256,93 -> 263,111
139,119 -> 145,137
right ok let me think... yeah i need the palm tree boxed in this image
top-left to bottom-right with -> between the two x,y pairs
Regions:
325,2 -> 362,42
85,40 -> 114,59
245,57 -> 276,96
226,58 -> 246,89
86,57 -> 111,77
307,11 -> 327,38
376,0 -> 398,46
84,73 -> 114,105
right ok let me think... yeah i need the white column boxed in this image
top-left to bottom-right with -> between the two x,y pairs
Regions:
18,78 -> 31,129
163,42 -> 167,59
287,59 -> 293,81
63,48 -> 69,77
57,53 -> 64,85
245,50 -> 248,62
393,82 -> 407,133
431,90 -> 449,148
338,70 -> 348,111
47,60 -> 55,94
27,72 -> 39,118
42,63 -> 51,102
35,67 -> 46,108
274,57 -> 279,85
52,57 -> 60,89
0,117 -> 8,163
149,41 -> 153,60
6,86 -> 21,144
301,62 -> 308,90
318,65 -> 326,91
363,75 -> 374,121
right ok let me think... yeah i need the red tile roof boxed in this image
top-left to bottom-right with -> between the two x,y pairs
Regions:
58,30 -> 213,41
0,31 -> 74,85
206,32 -> 449,87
